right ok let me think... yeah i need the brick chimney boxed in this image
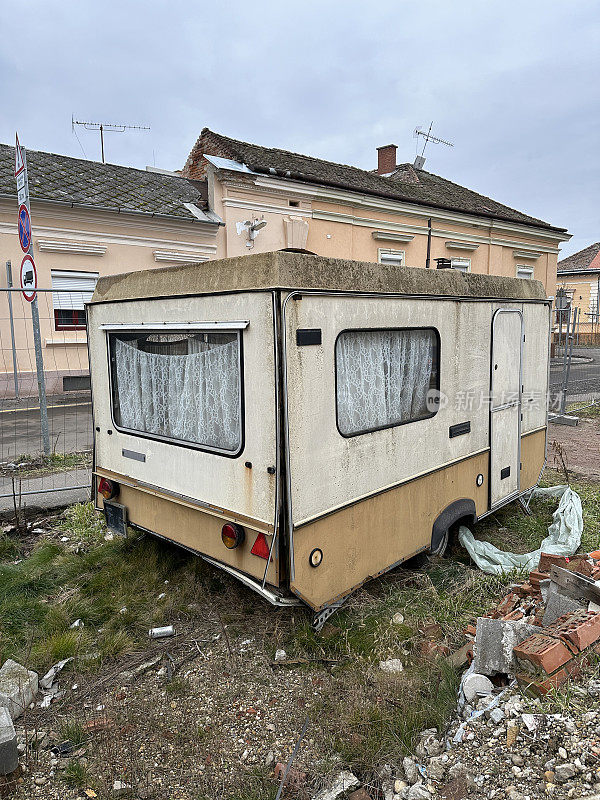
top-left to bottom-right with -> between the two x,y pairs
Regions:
377,144 -> 397,175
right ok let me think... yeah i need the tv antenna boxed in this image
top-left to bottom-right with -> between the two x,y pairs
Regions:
413,122 -> 453,169
71,115 -> 150,163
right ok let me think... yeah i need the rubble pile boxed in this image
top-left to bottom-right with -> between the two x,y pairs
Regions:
388,551 -> 600,800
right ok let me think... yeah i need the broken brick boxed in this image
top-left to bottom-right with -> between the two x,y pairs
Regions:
348,790 -> 371,800
502,609 -> 525,621
446,642 -> 474,669
495,592 -> 521,617
546,610 -> 600,652
538,553 -> 570,573
274,762 -> 306,790
513,634 -> 573,675
516,668 -> 569,696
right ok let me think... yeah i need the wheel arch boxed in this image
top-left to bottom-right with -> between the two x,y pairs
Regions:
431,498 -> 476,553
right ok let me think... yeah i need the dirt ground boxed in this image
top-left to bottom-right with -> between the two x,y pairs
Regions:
547,416 -> 600,481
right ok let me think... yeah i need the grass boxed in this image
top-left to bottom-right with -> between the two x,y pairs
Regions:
285,559 -> 513,769
0,502 -> 207,672
470,471 -> 600,555
567,401 -> 600,418
0,451 -> 92,478
63,759 -> 91,788
59,720 -> 88,746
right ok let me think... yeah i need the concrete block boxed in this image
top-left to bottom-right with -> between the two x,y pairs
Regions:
0,707 -> 18,775
542,585 -> 584,626
548,413 -> 579,427
473,617 -> 540,676
0,660 -> 38,720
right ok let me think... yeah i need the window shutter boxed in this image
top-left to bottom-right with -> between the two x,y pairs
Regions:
51,270 -> 99,310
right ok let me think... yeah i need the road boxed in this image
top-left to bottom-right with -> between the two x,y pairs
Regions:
550,347 -> 600,402
0,400 -> 92,511
0,400 -> 93,460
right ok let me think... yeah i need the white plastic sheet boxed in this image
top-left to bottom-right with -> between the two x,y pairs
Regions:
458,486 -> 583,575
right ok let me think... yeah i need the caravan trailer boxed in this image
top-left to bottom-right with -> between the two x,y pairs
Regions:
88,251 -> 550,628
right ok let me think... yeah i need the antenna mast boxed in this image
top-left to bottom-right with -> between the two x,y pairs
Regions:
413,122 -> 453,169
72,115 -> 150,163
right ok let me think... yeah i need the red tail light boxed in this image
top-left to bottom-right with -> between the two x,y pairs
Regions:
98,478 -> 119,500
250,532 -> 271,560
221,522 -> 245,550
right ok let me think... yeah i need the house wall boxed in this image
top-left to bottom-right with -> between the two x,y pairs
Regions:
210,169 -> 564,297
0,199 -> 219,395
557,273 -> 600,323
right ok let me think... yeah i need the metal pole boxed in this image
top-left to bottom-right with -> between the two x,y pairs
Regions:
560,306 -> 571,415
562,307 -> 577,415
30,296 -> 50,455
5,261 -> 19,399
100,124 -> 105,163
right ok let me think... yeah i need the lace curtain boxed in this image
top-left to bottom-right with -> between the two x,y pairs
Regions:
336,329 -> 437,436
113,335 -> 241,451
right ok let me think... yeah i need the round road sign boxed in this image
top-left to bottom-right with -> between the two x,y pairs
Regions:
20,254 -> 37,303
18,204 -> 31,253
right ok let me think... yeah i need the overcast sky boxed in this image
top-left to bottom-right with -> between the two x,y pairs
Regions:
1,0 -> 598,257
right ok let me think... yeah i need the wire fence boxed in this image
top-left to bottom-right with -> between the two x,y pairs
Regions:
0,286 -> 92,511
550,306 -> 600,414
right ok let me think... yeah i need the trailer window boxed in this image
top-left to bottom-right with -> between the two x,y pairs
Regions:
109,331 -> 242,454
335,328 -> 439,436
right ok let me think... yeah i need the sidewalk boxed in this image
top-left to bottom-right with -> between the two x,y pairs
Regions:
0,468 -> 90,513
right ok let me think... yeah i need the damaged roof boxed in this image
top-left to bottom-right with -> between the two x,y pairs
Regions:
0,143 -> 219,223
558,242 -> 600,274
184,128 -> 566,234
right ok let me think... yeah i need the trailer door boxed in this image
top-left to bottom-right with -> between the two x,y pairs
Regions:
490,309 -> 523,507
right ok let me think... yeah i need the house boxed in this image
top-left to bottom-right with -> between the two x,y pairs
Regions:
182,128 -> 570,295
0,131 -> 570,397
0,145 -> 221,396
556,242 -> 600,329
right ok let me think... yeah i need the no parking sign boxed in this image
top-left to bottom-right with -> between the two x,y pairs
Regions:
14,134 -> 37,302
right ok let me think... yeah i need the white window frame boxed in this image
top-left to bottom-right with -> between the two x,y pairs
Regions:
450,257 -> 471,273
516,265 -> 534,280
51,269 -> 99,310
378,248 -> 405,267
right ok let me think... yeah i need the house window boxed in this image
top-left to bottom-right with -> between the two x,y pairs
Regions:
51,270 -> 99,331
516,265 -> 534,279
109,330 -> 243,455
451,257 -> 471,273
335,328 -> 439,437
378,248 -> 405,267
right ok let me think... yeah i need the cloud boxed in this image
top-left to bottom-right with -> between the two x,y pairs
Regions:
1,0 -> 597,256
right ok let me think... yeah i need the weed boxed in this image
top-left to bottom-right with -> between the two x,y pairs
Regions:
165,676 -> 189,696
63,759 -> 90,788
0,503 -> 208,671
60,720 -> 88,746
0,535 -> 19,561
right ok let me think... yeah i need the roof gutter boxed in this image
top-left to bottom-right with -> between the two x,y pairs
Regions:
243,162 -> 568,236
0,193 -> 223,226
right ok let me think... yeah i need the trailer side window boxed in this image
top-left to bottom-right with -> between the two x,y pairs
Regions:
108,331 -> 242,454
335,328 -> 439,436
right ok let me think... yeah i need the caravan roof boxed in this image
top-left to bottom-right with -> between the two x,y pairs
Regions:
90,250 -> 547,305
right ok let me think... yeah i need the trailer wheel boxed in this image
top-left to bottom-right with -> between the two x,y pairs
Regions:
430,499 -> 476,558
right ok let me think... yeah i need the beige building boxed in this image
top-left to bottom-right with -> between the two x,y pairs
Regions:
556,242 -> 600,330
0,131 -> 570,395
182,128 -> 570,295
0,145 -> 221,395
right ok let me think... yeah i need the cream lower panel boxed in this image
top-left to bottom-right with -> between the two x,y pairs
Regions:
490,405 -> 521,506
98,479 -> 278,587
290,451 -> 489,611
